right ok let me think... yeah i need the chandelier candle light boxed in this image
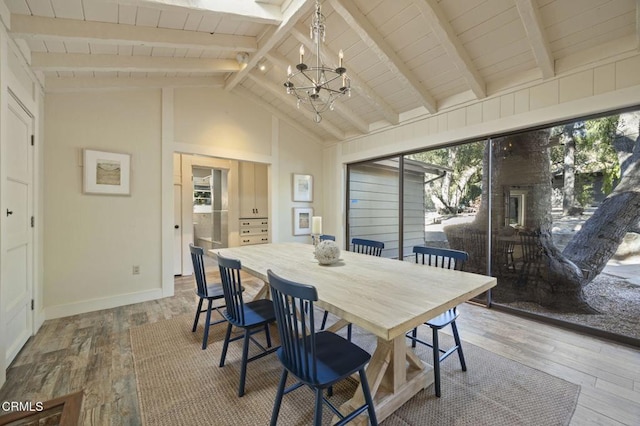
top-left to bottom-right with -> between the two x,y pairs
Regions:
284,0 -> 351,123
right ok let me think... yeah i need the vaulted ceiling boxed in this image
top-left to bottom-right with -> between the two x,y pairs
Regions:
3,0 -> 639,142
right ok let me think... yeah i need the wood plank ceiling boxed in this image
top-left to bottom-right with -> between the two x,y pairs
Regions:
3,0 -> 639,142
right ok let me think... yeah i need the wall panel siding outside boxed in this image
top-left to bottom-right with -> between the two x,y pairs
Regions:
349,162 -> 425,259
349,164 -> 399,258
404,169 -> 426,259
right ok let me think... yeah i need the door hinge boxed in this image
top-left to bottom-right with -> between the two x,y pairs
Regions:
31,135 -> 34,146
31,216 -> 35,227
31,299 -> 34,310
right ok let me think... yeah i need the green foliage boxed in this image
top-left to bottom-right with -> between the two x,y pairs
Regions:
406,141 -> 485,213
575,178 -> 594,208
579,116 -> 620,195
550,116 -> 621,206
407,112 -> 625,214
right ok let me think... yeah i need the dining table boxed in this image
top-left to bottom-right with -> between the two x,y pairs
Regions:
210,242 -> 496,424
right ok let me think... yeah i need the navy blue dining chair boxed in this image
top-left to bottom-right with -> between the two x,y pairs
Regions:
189,243 -> 226,350
319,234 -> 336,241
351,238 -> 384,257
267,270 -> 378,426
217,253 -> 278,397
407,245 -> 469,397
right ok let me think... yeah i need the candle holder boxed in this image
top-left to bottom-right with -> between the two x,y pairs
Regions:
312,234 -> 320,247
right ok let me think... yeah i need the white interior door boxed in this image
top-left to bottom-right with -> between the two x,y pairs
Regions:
2,94 -> 34,365
173,183 -> 182,275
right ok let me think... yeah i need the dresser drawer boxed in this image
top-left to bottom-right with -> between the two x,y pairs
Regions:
239,218 -> 269,227
239,235 -> 270,245
240,227 -> 269,236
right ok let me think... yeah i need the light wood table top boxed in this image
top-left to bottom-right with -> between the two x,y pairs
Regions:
212,242 -> 496,340
211,242 -> 497,423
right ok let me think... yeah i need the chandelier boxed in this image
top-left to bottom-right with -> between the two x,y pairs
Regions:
284,0 -> 350,123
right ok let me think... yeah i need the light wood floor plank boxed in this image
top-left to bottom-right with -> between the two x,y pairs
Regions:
577,386 -> 640,425
571,405 -> 626,425
595,378 -> 640,404
456,304 -> 640,425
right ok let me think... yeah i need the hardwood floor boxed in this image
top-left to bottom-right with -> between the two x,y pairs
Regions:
1,273 -> 639,425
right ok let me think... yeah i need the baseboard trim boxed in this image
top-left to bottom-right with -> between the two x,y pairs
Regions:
44,288 -> 164,320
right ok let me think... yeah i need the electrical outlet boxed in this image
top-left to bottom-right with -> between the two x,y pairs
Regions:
132,265 -> 140,275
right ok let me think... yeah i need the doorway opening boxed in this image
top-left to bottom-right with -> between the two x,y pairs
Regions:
192,166 -> 229,252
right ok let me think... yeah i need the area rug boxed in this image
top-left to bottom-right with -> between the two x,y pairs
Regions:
131,314 -> 579,425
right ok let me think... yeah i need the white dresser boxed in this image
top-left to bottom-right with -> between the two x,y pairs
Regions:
239,218 -> 269,245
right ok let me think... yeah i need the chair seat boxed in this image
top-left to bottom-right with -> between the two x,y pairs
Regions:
198,283 -> 225,299
224,299 -> 275,328
425,308 -> 459,329
200,284 -> 245,300
278,331 -> 371,388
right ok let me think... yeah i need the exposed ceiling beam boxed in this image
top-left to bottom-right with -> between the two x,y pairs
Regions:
415,0 -> 485,99
514,0 -> 555,79
246,72 -> 345,140
100,0 -> 283,25
225,0 -> 315,91
31,52 -> 239,73
9,14 -> 257,52
328,0 -> 437,114
44,75 -> 225,91
290,24 -> 399,125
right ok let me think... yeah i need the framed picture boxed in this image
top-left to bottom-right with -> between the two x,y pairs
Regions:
293,207 -> 313,236
83,149 -> 131,195
292,173 -> 313,202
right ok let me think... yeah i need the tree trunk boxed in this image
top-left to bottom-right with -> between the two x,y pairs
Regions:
612,112 -> 640,175
448,114 -> 640,313
458,130 -> 592,312
439,148 -> 456,211
562,124 -> 576,215
563,112 -> 640,278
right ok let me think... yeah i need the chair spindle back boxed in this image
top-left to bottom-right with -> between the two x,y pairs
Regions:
190,244 -> 208,296
351,238 -> 384,257
217,253 -> 246,326
413,246 -> 468,271
267,270 -> 319,383
520,230 -> 544,263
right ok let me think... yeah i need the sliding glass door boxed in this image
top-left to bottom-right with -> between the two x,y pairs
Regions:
346,108 -> 640,344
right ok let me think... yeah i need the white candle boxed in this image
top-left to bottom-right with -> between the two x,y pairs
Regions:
311,216 -> 322,234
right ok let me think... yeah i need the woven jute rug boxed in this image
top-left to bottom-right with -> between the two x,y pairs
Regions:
131,313 -> 579,425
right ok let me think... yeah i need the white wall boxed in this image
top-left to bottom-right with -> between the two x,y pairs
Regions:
40,85 -> 325,320
44,90 -> 163,318
277,119 -> 325,244
173,87 -> 273,158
